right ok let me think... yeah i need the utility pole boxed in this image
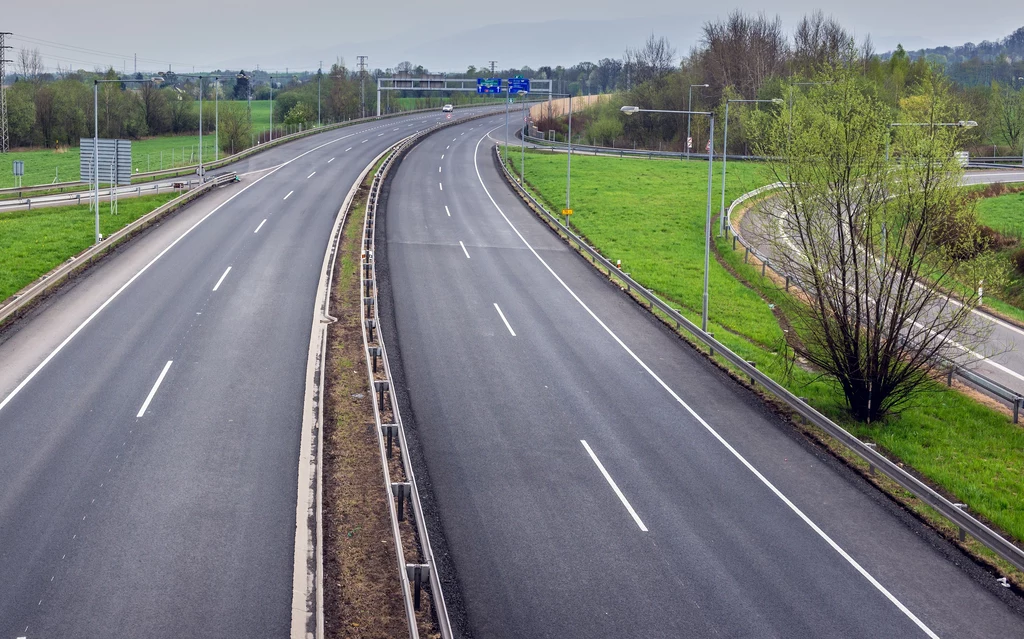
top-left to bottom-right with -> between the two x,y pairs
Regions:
489,60 -> 497,75
0,32 -> 12,153
134,53 -> 137,75
357,55 -> 368,118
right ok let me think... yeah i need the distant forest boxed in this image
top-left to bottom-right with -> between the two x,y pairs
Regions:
892,26 -> 1024,86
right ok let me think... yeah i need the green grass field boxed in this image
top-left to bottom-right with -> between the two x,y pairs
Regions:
978,190 -> 1024,239
513,148 -> 1024,547
0,193 -> 179,301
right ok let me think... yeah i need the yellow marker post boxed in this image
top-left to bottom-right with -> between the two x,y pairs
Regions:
562,209 -> 573,216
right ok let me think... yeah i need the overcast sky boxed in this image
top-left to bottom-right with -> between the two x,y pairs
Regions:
5,0 -> 1023,74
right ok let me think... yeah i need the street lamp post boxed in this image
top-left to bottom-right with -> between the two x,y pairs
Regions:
521,91 -> 528,184
886,120 -> 978,162
622,105 -> 715,332
721,98 -> 783,235
318,63 -> 323,128
687,84 -> 709,159
504,83 -> 511,166
214,76 -> 219,162
92,76 -> 162,244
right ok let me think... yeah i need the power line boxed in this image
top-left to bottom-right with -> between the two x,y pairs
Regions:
10,33 -> 197,68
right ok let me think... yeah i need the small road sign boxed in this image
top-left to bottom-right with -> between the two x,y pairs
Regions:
477,78 -> 501,94
562,209 -> 573,216
12,160 -> 24,176
508,77 -> 530,93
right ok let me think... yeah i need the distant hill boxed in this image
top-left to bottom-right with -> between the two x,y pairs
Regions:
888,26 -> 1024,64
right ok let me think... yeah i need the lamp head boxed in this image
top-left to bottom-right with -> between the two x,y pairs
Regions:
620,105 -> 640,115
958,120 -> 978,128
770,98 -> 784,104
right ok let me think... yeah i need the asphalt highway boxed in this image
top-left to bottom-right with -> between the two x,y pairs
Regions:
379,115 -> 1024,637
0,107 -> 498,638
738,169 -> 1024,396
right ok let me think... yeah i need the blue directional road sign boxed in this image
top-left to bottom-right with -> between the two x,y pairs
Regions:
508,77 -> 530,93
477,78 -> 501,94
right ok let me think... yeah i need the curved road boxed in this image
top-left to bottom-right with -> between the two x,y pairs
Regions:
738,169 -> 1024,396
379,116 -> 1024,637
0,107 -> 497,638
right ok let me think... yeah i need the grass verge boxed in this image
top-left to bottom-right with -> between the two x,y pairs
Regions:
0,193 -> 179,302
509,148 -> 1024,584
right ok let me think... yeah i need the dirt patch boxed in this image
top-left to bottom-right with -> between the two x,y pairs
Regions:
322,182 -> 408,638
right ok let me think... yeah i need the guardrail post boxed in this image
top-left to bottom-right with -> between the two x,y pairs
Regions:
747,361 -> 757,385
406,564 -> 430,610
1015,397 -> 1021,424
744,247 -> 749,263
762,260 -> 768,277
364,278 -> 374,297
732,235 -> 737,250
953,503 -> 968,541
374,379 -> 390,411
947,367 -> 955,387
785,275 -> 790,291
363,296 -> 375,318
392,482 -> 411,521
863,442 -> 877,475
368,346 -> 382,373
365,319 -> 376,342
382,424 -> 398,458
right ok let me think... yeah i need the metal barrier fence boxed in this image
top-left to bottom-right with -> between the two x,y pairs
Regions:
495,145 -> 1024,574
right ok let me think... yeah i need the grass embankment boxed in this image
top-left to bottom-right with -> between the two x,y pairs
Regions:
510,149 -> 1024,567
0,193 -> 179,302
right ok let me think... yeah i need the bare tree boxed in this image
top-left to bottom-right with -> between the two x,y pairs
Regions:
754,66 -> 995,421
696,11 -> 788,99
992,83 -> 1024,148
17,47 -> 44,81
624,34 -> 676,85
792,11 -> 854,73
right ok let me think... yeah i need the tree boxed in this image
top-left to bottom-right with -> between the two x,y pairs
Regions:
17,47 -> 44,81
753,64 -> 995,421
991,82 -> 1024,149
218,102 -> 252,155
234,71 -> 251,100
283,102 -> 314,125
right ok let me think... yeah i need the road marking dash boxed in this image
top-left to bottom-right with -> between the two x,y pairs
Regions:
254,219 -> 267,233
581,440 -> 648,531
213,266 -> 232,291
137,361 -> 173,418
328,157 -> 335,163
459,241 -> 470,259
445,205 -> 451,217
307,171 -> 316,179
493,303 -> 516,336
283,190 -> 293,200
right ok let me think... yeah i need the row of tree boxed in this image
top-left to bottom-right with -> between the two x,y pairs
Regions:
543,13 -> 1024,160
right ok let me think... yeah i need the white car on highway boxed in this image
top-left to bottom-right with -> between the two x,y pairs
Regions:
442,104 -> 454,112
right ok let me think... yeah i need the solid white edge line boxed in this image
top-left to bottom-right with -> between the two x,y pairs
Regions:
307,171 -> 316,179
137,360 -> 173,418
493,302 -> 516,336
581,440 -> 648,531
471,125 -> 940,639
0,128 -> 356,416
254,219 -> 267,234
283,190 -> 293,200
212,266 -> 231,291
459,241 -> 471,259
445,205 -> 451,217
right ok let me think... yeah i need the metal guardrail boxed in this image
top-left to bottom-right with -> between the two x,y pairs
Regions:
522,134 -> 765,162
724,183 -> 1024,421
356,110 -> 500,639
0,179 -> 199,211
0,171 -> 237,327
495,145 -> 1024,574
